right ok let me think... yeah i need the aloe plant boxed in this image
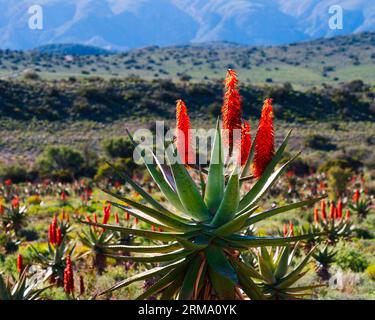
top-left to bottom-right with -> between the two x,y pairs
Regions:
81,118 -> 325,299
255,245 -> 322,300
0,267 -> 49,300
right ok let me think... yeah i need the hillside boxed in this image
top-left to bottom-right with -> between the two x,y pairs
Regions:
1,32 -> 375,87
0,77 -> 374,123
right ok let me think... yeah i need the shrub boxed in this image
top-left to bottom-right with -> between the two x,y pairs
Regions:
336,247 -> 369,273
365,265 -> 375,281
327,166 -> 352,198
102,137 -> 133,159
94,158 -> 137,182
304,134 -> 336,151
0,163 -> 28,183
35,146 -> 84,181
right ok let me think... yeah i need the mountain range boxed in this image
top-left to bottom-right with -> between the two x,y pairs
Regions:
0,0 -> 375,50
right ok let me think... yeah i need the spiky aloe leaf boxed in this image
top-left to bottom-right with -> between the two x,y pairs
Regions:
100,258 -> 187,295
165,146 -> 210,221
136,259 -> 190,300
243,196 -> 326,227
226,233 -> 324,247
81,220 -> 187,242
211,169 -> 240,227
204,119 -> 225,214
126,129 -> 185,212
103,190 -> 196,230
214,206 -> 258,236
228,255 -> 265,281
276,247 -> 316,289
178,254 -> 203,300
274,246 -> 291,280
101,242 -> 181,253
205,246 -> 238,284
105,161 -> 170,215
105,249 -> 191,263
238,130 -> 292,212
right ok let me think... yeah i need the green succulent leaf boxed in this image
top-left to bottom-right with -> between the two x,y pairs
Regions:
165,146 -> 210,221
238,130 -> 292,212
178,254 -> 204,300
100,258 -> 187,295
274,246 -> 291,280
204,119 -> 225,215
211,169 -> 240,227
101,242 -> 182,253
81,220 -> 185,242
105,249 -> 191,263
243,196 -> 326,227
126,129 -> 185,212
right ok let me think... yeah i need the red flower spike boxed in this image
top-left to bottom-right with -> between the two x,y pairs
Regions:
176,99 -> 193,165
283,224 -> 288,237
64,255 -> 74,294
102,204 -> 111,224
321,200 -> 327,221
222,69 -> 242,155
352,190 -> 360,203
151,225 -> 156,232
11,196 -> 20,209
329,201 -> 335,220
345,210 -> 350,222
134,217 -> 139,225
314,207 -> 319,224
56,227 -> 62,246
289,222 -> 294,237
240,120 -> 251,166
253,99 -> 275,179
115,211 -> 119,225
17,254 -> 23,273
125,211 -> 130,221
93,213 -> 98,224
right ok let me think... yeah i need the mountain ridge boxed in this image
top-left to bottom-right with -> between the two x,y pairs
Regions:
0,0 -> 374,50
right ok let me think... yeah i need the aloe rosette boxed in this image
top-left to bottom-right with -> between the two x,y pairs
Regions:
81,70 -> 325,300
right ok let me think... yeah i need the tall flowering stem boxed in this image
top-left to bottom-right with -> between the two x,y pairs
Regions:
253,99 -> 275,179
64,255 -> 74,294
240,120 -> 251,166
17,254 -> 23,274
176,99 -> 193,164
222,69 -> 242,155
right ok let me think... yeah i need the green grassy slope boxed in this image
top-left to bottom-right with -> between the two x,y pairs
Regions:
1,32 -> 375,87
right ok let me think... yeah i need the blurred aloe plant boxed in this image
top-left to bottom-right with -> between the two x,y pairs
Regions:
0,267 -> 49,300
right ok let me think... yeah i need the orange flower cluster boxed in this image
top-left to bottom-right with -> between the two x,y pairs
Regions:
48,215 -> 62,246
240,120 -> 251,166
176,99 -> 193,164
102,203 -> 111,224
283,222 -> 294,237
222,69 -> 242,154
253,99 -> 275,179
17,254 -> 23,273
11,196 -> 20,209
315,199 -> 350,223
64,255 -> 74,294
175,69 -> 275,176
